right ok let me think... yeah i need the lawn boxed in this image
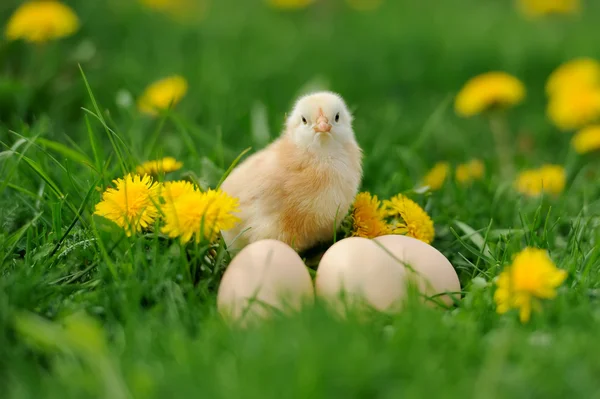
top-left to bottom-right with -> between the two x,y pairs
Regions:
2,0 -> 600,397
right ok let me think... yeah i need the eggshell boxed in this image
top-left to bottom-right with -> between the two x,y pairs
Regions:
217,239 -> 314,324
374,235 -> 461,306
315,235 -> 460,313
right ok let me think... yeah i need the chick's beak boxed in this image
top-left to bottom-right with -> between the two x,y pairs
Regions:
314,116 -> 332,133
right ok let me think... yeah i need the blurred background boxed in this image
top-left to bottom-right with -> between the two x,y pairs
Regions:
2,0 -> 599,166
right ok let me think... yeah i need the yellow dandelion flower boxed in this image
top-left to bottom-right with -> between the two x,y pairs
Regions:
572,125 -> 600,154
547,85 -> 600,131
383,194 -> 435,245
161,180 -> 197,204
266,0 -> 314,10
351,192 -> 390,239
137,76 -> 188,116
94,174 -> 161,236
517,0 -> 580,17
532,164 -> 566,195
455,72 -> 526,117
546,58 -> 600,96
345,0 -> 384,11
494,247 -> 567,323
422,162 -> 449,191
5,1 -> 79,43
136,157 -> 183,176
455,159 -> 485,184
515,164 -> 566,197
161,189 -> 240,243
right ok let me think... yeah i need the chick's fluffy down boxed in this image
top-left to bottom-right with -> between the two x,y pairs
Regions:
221,91 -> 362,253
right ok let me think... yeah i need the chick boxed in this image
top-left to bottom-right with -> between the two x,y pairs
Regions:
221,91 -> 363,253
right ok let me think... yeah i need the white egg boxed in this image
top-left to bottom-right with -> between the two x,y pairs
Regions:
217,239 -> 314,324
315,235 -> 461,313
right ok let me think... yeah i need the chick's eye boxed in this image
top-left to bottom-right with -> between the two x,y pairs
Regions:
335,113 -> 340,122
302,116 -> 307,125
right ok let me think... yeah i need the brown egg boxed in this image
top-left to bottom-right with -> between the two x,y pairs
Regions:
315,235 -> 460,313
217,239 -> 314,324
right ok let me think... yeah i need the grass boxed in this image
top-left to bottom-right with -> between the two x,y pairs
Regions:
2,0 -> 600,397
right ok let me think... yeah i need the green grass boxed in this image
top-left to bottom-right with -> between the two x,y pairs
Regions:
2,0 -> 600,397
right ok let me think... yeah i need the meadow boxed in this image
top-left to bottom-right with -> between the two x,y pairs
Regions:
2,0 -> 600,397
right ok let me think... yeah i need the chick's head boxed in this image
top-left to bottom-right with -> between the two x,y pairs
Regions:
286,91 -> 356,150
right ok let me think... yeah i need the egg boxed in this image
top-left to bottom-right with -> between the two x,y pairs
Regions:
217,239 -> 314,324
315,235 -> 460,313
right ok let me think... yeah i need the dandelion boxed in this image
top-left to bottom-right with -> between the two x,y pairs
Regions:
546,58 -> 600,96
572,125 -> 600,154
422,162 -> 449,191
136,157 -> 183,176
351,192 -> 389,239
455,159 -> 485,184
515,164 -> 566,197
455,72 -> 525,117
267,0 -> 314,10
517,0 -> 580,17
383,194 -> 434,245
94,174 -> 161,236
161,189 -> 240,243
455,72 -> 524,178
547,85 -> 600,131
494,247 -> 567,323
161,180 -> 197,203
5,1 -> 79,43
138,76 -> 188,116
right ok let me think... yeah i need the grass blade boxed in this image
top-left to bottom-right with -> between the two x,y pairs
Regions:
21,155 -> 64,199
215,147 -> 252,190
454,220 -> 493,260
37,137 -> 97,173
1,212 -> 43,265
85,114 -> 105,174
49,178 -> 100,257
20,155 -> 88,229
78,65 -> 128,175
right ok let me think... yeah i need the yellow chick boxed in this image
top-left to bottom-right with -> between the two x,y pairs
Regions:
221,91 -> 363,253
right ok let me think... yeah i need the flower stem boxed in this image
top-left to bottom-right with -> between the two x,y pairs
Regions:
488,114 -> 514,180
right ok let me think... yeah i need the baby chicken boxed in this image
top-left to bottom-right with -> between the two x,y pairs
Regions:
221,91 -> 363,253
